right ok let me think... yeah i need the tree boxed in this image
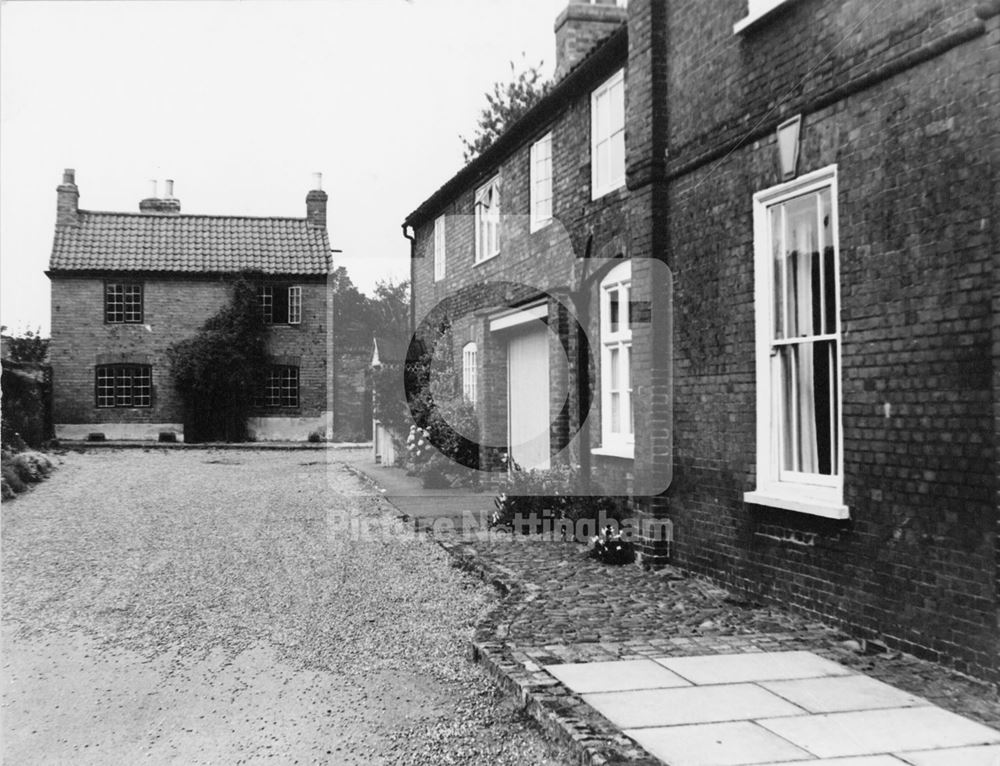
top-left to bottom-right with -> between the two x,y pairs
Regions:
6,328 -> 49,364
167,277 -> 268,442
460,58 -> 551,162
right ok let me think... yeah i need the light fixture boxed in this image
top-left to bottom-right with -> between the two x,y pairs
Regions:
776,114 -> 802,181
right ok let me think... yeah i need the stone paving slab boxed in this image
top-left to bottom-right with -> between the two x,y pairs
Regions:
895,744 -> 1000,765
758,706 -> 1000,759
759,675 -> 927,714
655,651 -> 853,685
584,683 -> 806,728
546,659 -> 691,694
625,721 -> 813,766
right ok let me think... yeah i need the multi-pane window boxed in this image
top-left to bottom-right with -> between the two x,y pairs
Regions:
599,261 -> 633,456
462,342 -> 477,404
95,364 -> 152,408
258,365 -> 299,408
434,215 -> 446,281
746,165 -> 845,518
474,177 -> 500,263
530,132 -> 553,231
105,282 -> 143,323
591,69 -> 625,200
259,285 -> 302,325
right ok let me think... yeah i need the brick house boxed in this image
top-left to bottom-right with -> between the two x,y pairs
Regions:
47,171 -> 333,441
405,0 -> 999,681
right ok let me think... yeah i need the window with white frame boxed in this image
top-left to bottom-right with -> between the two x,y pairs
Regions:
474,177 -> 500,263
462,342 -> 477,404
591,69 -> 625,200
105,282 -> 143,323
95,364 -> 152,408
434,215 -> 446,281
256,365 -> 300,408
530,132 -> 553,231
259,284 -> 302,325
734,0 -> 795,33
598,261 -> 633,456
744,165 -> 845,518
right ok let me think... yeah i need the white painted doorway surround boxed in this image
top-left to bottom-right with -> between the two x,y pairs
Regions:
507,322 -> 551,470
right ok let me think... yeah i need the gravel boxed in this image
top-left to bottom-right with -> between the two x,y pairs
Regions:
2,448 -> 571,765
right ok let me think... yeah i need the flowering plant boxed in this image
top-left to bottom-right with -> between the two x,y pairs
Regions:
589,525 -> 634,565
406,425 -> 432,465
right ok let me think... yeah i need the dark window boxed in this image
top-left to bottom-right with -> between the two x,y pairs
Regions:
258,285 -> 302,325
95,365 -> 152,408
256,365 -> 299,408
106,282 -> 143,323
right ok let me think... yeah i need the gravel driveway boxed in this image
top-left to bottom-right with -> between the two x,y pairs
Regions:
1,448 -> 569,765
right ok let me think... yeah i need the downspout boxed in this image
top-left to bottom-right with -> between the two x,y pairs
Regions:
401,223 -> 416,337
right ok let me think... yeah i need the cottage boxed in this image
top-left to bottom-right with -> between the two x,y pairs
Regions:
405,0 -> 999,681
47,171 -> 333,441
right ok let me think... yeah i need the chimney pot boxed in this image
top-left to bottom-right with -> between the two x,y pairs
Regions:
149,179 -> 158,199
164,179 -> 174,199
312,172 -> 323,191
62,168 -> 76,185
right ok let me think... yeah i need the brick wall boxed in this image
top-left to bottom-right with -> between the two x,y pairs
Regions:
410,42 -> 633,485
50,274 -> 330,435
645,0 -> 999,679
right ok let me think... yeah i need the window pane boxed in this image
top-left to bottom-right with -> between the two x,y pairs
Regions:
133,366 -> 151,407
771,208 -> 784,340
821,188 -> 836,334
115,368 -> 132,407
609,289 -> 619,333
609,347 -> 620,389
610,130 -> 625,185
288,287 -> 302,324
779,340 -> 837,476
610,392 -> 621,433
610,79 -> 625,131
785,192 -> 818,338
624,344 -> 633,435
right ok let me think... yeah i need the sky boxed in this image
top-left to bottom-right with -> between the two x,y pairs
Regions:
0,0 -> 568,335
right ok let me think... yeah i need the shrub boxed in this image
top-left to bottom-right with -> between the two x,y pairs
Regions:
589,525 -> 635,565
1,464 -> 26,494
307,430 -> 325,443
158,432 -> 178,443
1,478 -> 15,500
490,463 -> 623,537
11,451 -> 53,482
87,432 -> 106,442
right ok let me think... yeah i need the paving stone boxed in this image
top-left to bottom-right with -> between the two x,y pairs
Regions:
894,744 -> 1000,765
760,675 -> 929,714
754,757 -> 909,766
656,651 -> 853,685
624,721 -> 812,766
583,684 -> 806,728
758,706 -> 1000,758
546,659 -> 691,694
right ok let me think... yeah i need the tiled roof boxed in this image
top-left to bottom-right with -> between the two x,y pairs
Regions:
49,211 -> 331,275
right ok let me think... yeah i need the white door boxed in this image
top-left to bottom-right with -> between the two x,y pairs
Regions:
507,324 -> 550,470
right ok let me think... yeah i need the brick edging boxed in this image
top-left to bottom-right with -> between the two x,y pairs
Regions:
435,535 -> 663,765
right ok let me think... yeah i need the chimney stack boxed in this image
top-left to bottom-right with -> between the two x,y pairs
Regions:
56,168 -> 80,228
139,178 -> 181,215
554,0 -> 626,81
306,172 -> 327,231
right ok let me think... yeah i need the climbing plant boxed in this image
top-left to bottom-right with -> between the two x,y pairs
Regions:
167,276 -> 268,442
